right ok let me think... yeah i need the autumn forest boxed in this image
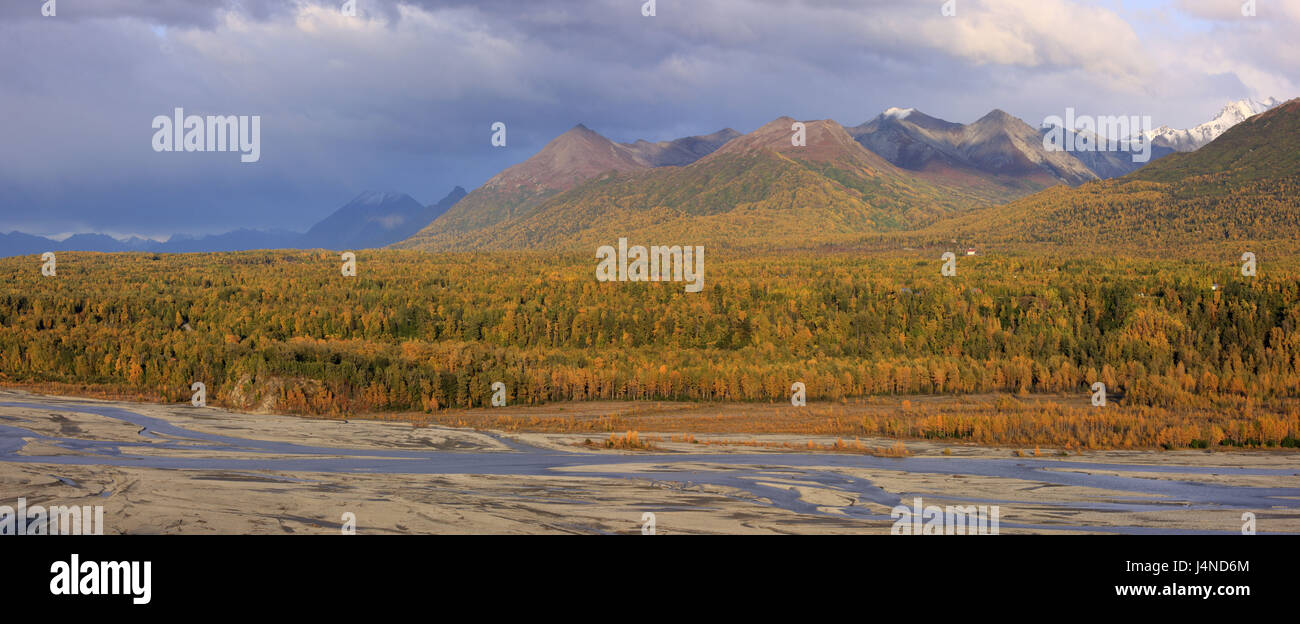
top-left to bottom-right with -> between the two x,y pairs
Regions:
2,247 -> 1298,451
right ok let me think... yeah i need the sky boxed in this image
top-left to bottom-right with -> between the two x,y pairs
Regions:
2,0 -> 1296,239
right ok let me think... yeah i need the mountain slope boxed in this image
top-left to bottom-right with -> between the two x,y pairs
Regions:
424,185 -> 469,220
926,98 -> 1300,249
297,190 -> 462,250
399,118 -> 1008,251
850,108 -> 966,170
621,128 -> 741,166
398,126 -> 737,250
959,110 -> 1098,185
850,108 -> 1098,189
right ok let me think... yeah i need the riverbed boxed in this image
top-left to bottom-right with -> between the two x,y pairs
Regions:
2,390 -> 1297,534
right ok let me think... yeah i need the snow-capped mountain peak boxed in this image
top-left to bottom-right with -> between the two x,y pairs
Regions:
1144,97 -> 1281,151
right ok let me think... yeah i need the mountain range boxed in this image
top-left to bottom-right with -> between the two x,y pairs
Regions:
4,97 -> 1287,257
395,115 -> 1024,251
1,187 -> 467,258
428,97 -> 1300,252
398,97 -> 1287,252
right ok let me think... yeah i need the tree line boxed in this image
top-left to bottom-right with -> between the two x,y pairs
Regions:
1,249 -> 1297,448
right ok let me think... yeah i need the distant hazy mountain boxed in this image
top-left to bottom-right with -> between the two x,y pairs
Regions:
1,228 -> 303,257
0,231 -> 66,256
850,108 -> 1098,187
1146,97 -> 1281,152
297,188 -> 466,250
0,231 -> 130,256
1,187 -> 466,258
54,233 -> 129,252
161,229 -> 303,253
1037,127 -> 1177,179
397,125 -> 739,250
